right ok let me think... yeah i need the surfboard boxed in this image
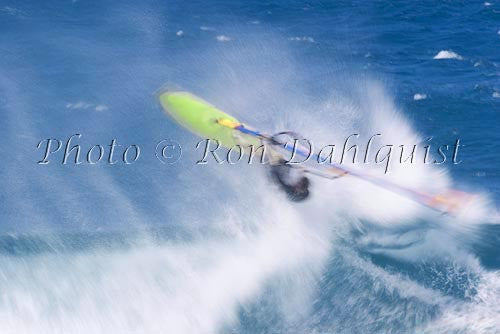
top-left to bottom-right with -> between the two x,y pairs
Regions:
158,89 -> 260,149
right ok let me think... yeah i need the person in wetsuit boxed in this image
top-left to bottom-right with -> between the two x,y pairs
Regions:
269,159 -> 310,202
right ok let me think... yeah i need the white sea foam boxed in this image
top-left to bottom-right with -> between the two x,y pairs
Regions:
433,50 -> 463,60
288,36 -> 315,43
66,101 -> 108,111
216,35 -> 231,42
424,270 -> 500,333
155,46 -> 492,330
1,6 -> 21,16
200,26 -> 215,31
0,176 -> 333,334
66,101 -> 93,110
3,15 -> 496,333
176,30 -> 183,36
413,93 -> 427,100
95,104 -> 109,111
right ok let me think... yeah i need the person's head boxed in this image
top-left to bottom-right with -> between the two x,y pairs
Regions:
288,176 -> 310,202
295,177 -> 310,193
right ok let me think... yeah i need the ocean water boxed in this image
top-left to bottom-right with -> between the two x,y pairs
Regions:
1,0 -> 499,333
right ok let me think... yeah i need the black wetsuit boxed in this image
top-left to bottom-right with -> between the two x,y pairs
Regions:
270,162 -> 310,202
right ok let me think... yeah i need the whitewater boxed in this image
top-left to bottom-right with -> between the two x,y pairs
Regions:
1,1 -> 499,333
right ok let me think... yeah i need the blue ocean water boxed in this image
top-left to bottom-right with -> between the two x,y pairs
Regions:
0,0 -> 499,333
